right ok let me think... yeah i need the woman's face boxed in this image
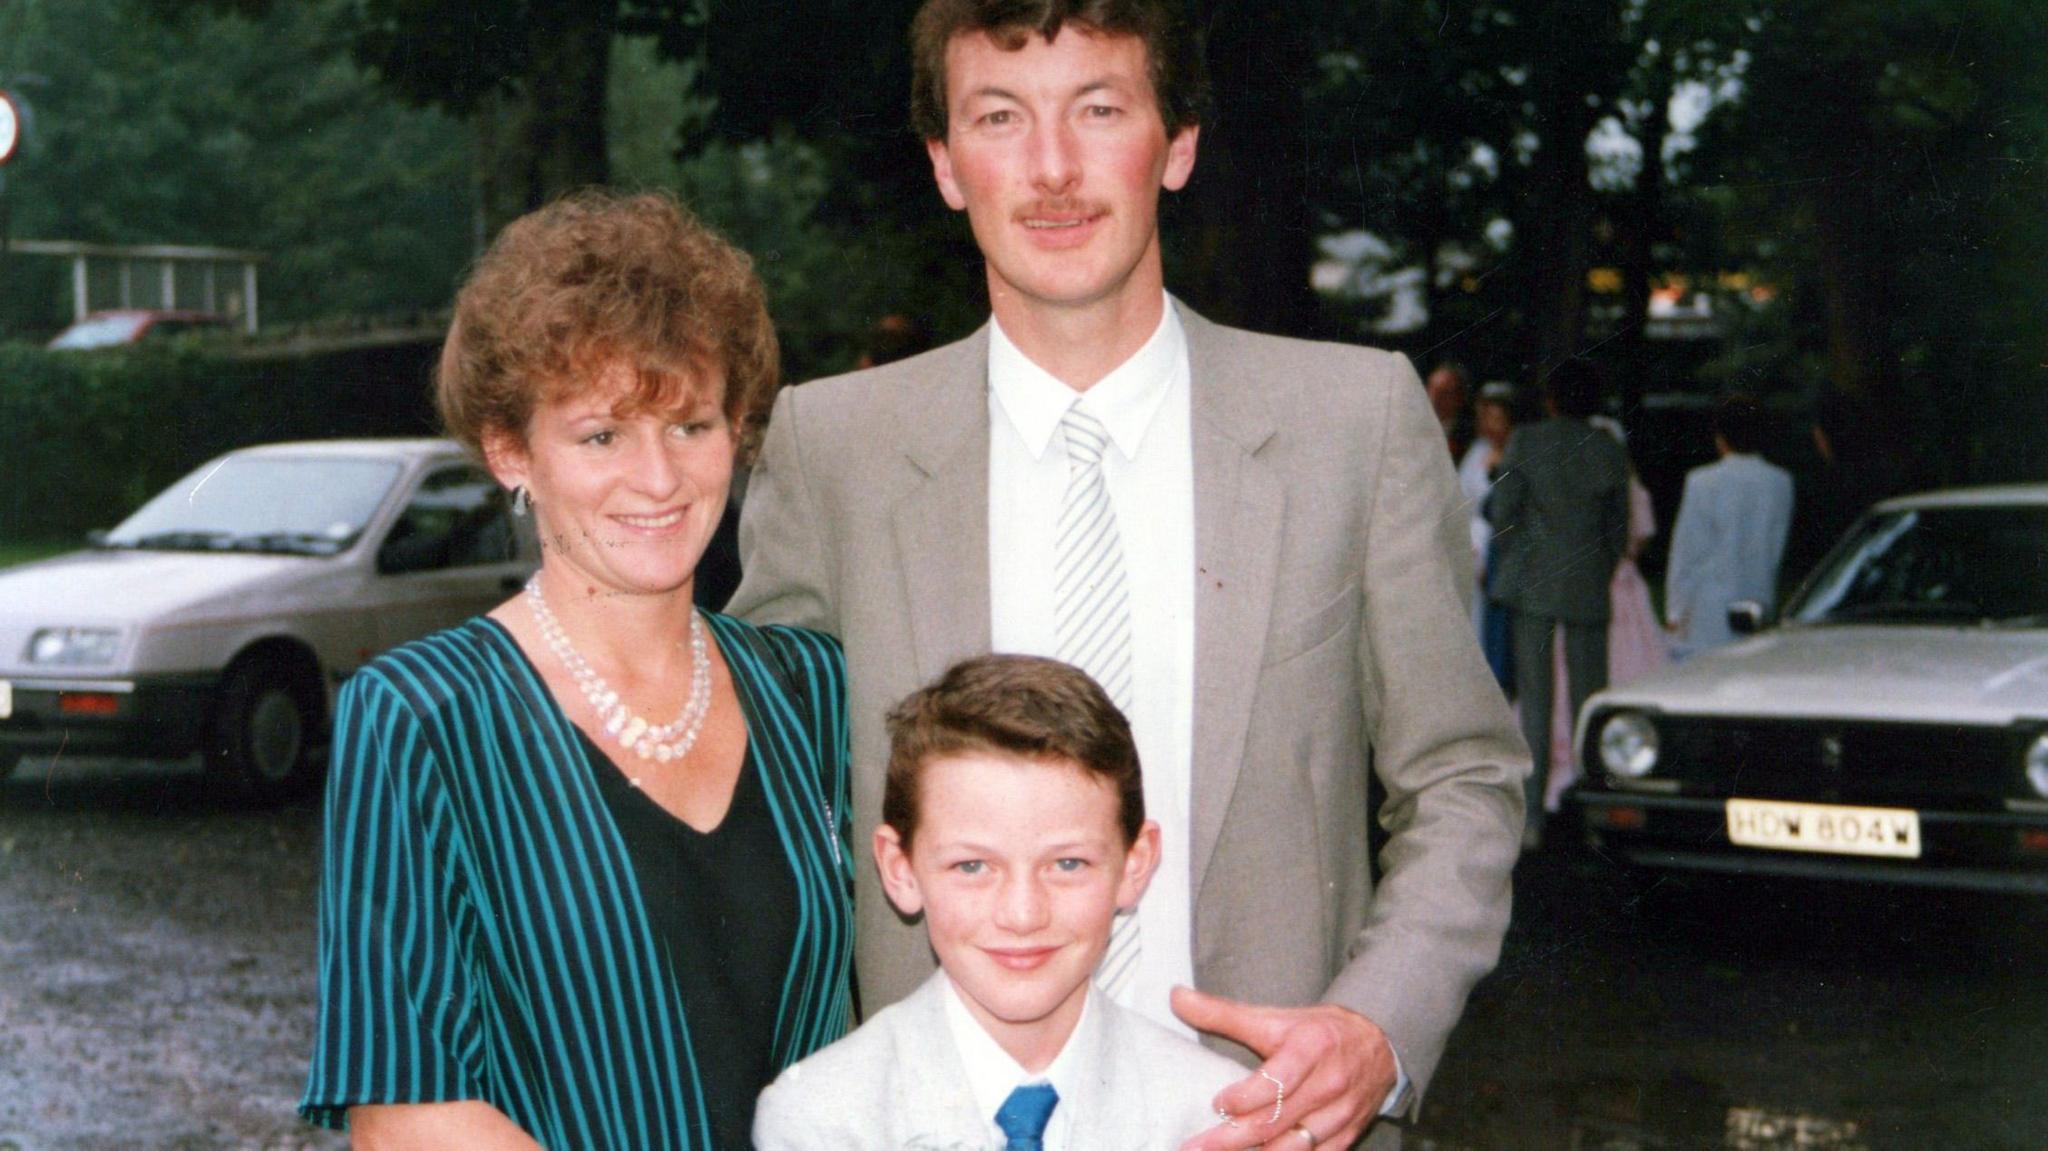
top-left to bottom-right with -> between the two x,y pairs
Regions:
1477,399 -> 1513,446
487,359 -> 735,603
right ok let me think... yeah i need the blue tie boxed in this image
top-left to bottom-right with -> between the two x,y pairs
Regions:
995,1083 -> 1060,1151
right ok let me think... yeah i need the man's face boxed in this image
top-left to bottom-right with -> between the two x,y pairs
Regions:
875,751 -> 1159,1067
1427,369 -> 1467,427
926,27 -> 1197,318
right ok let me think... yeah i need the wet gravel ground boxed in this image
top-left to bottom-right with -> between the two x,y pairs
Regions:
8,757 -> 2048,1150
1410,831 -> 2048,1150
0,758 -> 340,1151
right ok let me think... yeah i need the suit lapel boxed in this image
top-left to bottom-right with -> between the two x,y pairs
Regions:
893,328 -> 995,684
1181,308 -> 1284,897
889,974 -> 989,1147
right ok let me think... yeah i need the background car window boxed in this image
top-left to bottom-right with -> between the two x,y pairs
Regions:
104,456 -> 402,554
1790,507 -> 2048,624
377,465 -> 516,575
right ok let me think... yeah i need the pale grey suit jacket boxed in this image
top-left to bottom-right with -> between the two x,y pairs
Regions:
1665,453 -> 1795,654
731,305 -> 1526,1117
753,972 -> 1243,1150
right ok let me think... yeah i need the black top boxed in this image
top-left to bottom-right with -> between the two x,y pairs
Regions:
586,725 -> 800,1150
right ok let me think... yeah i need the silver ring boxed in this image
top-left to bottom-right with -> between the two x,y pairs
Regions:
1290,1123 -> 1317,1147
1213,1106 -> 1241,1130
1259,1069 -> 1286,1123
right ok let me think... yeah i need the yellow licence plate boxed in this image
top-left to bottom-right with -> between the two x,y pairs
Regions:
1726,798 -> 1921,859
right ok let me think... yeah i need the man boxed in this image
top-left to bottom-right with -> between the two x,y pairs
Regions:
733,3 -> 1526,1146
1665,393 -> 1795,658
1485,360 -> 1630,849
1425,361 -> 1471,459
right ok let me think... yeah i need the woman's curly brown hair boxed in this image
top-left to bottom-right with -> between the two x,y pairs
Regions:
435,189 -> 780,459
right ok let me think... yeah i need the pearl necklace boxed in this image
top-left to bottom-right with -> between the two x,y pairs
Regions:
526,575 -> 712,777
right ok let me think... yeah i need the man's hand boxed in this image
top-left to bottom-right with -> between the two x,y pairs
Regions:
1172,986 -> 1397,1151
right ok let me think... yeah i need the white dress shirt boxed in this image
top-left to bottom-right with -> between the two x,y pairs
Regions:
987,299 -> 1197,1038
942,977 -> 1095,1151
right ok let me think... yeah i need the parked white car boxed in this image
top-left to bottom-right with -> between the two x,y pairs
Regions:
0,439 -> 535,800
1574,483 -> 2048,891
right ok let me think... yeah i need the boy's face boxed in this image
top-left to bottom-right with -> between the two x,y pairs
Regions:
875,751 -> 1159,1065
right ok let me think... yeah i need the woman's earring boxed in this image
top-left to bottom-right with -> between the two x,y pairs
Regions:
510,485 -> 530,518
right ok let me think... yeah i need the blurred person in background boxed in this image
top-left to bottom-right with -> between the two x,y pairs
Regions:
302,191 -> 852,1150
1458,381 -> 1518,690
1665,393 -> 1795,659
1427,360 -> 1472,459
1543,416 -> 1670,805
856,312 -> 936,369
1487,360 -> 1630,850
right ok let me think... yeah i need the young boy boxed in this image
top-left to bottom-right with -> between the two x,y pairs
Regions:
753,655 -> 1245,1149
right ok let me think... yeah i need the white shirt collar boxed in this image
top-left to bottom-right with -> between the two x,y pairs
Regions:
987,295 -> 1186,462
940,975 -> 1095,1136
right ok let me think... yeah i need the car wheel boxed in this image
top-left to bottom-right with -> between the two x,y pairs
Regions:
206,654 -> 320,802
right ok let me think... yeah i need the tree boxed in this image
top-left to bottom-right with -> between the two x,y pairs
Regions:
0,0 -> 473,332
1691,0 -> 2048,485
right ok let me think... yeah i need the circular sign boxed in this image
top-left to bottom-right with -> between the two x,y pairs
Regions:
0,91 -> 19,165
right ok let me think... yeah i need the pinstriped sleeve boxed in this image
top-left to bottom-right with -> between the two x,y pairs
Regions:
301,669 -> 483,1129
774,626 -> 849,828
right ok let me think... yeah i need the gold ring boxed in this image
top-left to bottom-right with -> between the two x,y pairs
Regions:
1259,1069 -> 1286,1123
1290,1123 -> 1317,1147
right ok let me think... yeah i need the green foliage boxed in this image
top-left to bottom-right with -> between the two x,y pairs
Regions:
0,341 -> 436,539
0,0 -> 473,335
1688,0 -> 2048,484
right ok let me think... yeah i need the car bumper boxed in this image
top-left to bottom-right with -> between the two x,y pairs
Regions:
0,673 -> 219,760
1576,789 -> 2048,895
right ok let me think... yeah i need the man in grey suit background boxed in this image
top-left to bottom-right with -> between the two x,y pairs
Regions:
1665,393 -> 1796,658
1485,360 -> 1631,850
732,2 -> 1527,1146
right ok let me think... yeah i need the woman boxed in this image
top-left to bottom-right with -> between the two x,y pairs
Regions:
1459,381 -> 1517,689
301,191 -> 852,1149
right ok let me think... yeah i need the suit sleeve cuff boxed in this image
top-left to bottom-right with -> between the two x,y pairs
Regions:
1379,1049 -> 1413,1117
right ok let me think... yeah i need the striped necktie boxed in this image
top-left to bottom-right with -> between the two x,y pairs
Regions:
1054,404 -> 1140,997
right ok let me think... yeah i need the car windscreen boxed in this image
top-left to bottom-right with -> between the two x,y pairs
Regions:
47,313 -> 150,349
101,456 -> 405,555
1788,505 -> 2048,626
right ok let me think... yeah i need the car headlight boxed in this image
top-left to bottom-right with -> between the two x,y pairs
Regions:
25,627 -> 123,666
2026,733 -> 2048,799
1598,711 -> 1660,778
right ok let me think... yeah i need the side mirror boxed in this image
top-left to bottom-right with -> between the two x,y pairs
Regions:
1727,601 -> 1766,636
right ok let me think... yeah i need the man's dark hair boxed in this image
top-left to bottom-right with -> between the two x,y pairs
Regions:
909,0 -> 1209,142
1715,393 -> 1767,454
1544,359 -> 1605,420
884,654 -> 1144,851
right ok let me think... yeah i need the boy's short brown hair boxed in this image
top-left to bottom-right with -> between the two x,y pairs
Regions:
884,654 -> 1144,850
908,0 -> 1209,141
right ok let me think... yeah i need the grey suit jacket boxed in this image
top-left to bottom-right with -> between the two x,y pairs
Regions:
753,972 -> 1243,1150
731,305 -> 1526,1115
1665,453 -> 1795,653
1485,416 -> 1632,625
